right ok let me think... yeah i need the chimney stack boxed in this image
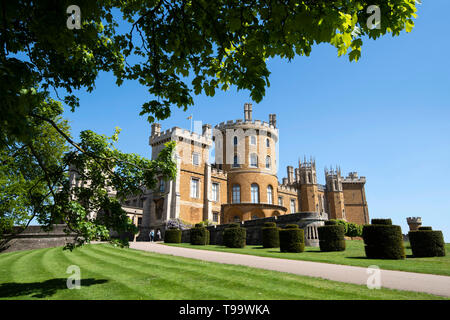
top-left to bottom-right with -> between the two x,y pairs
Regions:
151,123 -> 161,136
287,166 -> 294,184
202,124 -> 211,137
244,103 -> 252,122
269,114 -> 277,127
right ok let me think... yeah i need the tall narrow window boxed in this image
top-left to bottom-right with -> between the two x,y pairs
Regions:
250,135 -> 256,145
233,155 -> 239,167
266,138 -> 270,147
213,212 -> 219,223
278,196 -> 283,206
232,185 -> 240,203
265,155 -> 271,169
250,153 -> 258,167
192,152 -> 200,166
267,185 -> 273,204
290,199 -> 296,213
159,179 -> 165,192
251,184 -> 259,203
190,178 -> 200,198
233,136 -> 238,146
212,183 -> 219,202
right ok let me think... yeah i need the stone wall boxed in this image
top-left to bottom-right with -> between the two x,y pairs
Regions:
0,225 -> 77,253
180,212 -> 326,247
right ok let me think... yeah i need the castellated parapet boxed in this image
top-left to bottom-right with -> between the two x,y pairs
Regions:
342,172 -> 366,184
407,217 -> 422,231
150,126 -> 213,147
278,183 -> 298,193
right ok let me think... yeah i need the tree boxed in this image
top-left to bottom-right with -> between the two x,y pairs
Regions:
0,1 -> 418,249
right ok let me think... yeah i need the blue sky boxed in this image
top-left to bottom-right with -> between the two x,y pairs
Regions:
62,1 -> 450,240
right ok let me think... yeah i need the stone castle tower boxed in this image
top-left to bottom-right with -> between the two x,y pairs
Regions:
120,103 -> 369,234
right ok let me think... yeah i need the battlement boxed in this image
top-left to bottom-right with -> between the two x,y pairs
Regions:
211,167 -> 227,179
278,183 -> 298,193
342,172 -> 366,183
150,126 -> 213,146
214,119 -> 277,132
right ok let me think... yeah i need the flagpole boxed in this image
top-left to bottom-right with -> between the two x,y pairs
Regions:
190,114 -> 193,132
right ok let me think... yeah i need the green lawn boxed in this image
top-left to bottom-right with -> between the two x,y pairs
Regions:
0,244 -> 447,300
164,240 -> 450,276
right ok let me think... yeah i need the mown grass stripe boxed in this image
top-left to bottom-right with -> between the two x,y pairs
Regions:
61,246 -> 143,300
83,245 -> 221,299
91,244 -> 314,300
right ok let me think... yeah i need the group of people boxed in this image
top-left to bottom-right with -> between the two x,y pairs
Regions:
149,229 -> 162,242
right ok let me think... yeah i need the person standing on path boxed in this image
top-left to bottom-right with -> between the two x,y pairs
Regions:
156,229 -> 162,241
150,229 -> 155,242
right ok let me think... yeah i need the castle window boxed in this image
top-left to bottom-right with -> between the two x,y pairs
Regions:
278,196 -> 283,206
190,178 -> 200,198
308,172 -> 312,184
137,217 -> 142,226
159,179 -> 165,192
266,138 -> 270,147
233,136 -> 238,146
250,135 -> 256,145
233,216 -> 240,222
251,184 -> 259,203
212,183 -> 219,202
192,152 -> 200,166
250,153 -> 258,167
233,155 -> 239,167
266,155 -> 271,169
267,185 -> 273,204
290,199 -> 296,213
232,184 -> 240,203
213,212 -> 219,223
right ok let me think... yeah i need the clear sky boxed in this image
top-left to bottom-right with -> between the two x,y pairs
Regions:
62,1 -> 450,240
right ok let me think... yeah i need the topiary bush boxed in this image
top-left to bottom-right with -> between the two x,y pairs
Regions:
362,223 -> 405,259
164,228 -> 182,243
279,225 -> 304,253
318,224 -> 346,252
371,218 -> 392,225
408,229 -> 445,257
262,222 -> 279,248
190,225 -> 210,245
418,226 -> 432,231
223,225 -> 246,248
325,220 -> 338,226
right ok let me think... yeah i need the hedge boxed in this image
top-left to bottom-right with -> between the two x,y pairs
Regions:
409,230 -> 445,257
362,224 -> 405,259
223,225 -> 246,248
279,225 -> 304,253
190,225 -> 210,245
164,228 -> 182,243
371,218 -> 392,225
318,225 -> 346,252
325,220 -> 338,226
262,223 -> 279,248
419,226 -> 432,231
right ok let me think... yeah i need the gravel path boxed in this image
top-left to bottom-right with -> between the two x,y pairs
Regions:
130,242 -> 450,298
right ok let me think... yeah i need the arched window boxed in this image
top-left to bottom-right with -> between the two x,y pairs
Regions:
233,136 -> 238,146
250,135 -> 257,145
251,184 -> 259,203
250,153 -> 258,167
267,185 -> 273,204
265,155 -> 271,169
232,184 -> 240,203
266,138 -> 270,147
290,199 -> 296,213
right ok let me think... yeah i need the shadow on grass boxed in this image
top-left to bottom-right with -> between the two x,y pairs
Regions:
0,278 -> 108,298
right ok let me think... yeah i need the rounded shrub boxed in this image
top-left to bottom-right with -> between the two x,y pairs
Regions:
408,230 -> 445,257
362,224 -> 405,259
223,225 -> 246,248
371,218 -> 392,225
190,225 -> 210,245
347,222 -> 363,238
164,228 -> 181,243
262,222 -> 279,248
418,226 -> 432,231
325,220 -> 338,226
279,225 -> 305,253
318,225 -> 346,252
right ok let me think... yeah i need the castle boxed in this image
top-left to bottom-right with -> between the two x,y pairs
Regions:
121,103 -> 369,234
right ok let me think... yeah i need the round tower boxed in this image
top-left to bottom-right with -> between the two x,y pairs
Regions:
214,103 -> 285,222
